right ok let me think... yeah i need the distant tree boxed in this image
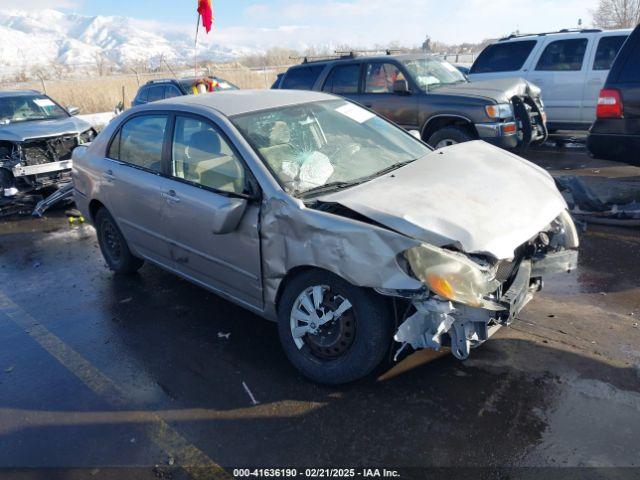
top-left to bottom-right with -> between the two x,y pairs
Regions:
593,0 -> 640,29
422,35 -> 432,52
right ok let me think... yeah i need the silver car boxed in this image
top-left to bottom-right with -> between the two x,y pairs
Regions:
72,90 -> 579,384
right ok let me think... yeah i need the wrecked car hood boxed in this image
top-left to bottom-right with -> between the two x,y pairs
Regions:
0,116 -> 92,142
432,77 -> 541,103
318,141 -> 566,260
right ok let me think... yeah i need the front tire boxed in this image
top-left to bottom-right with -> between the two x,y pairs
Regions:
277,270 -> 392,385
95,208 -> 144,274
427,126 -> 475,149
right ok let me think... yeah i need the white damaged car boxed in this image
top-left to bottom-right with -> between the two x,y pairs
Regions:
72,90 -> 579,384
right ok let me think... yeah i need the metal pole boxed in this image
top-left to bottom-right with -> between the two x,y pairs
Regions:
195,13 -> 201,78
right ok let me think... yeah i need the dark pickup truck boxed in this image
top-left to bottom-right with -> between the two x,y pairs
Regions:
273,52 -> 548,150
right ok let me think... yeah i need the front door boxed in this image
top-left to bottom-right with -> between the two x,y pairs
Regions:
161,114 -> 263,310
359,61 -> 418,129
103,113 -> 174,266
526,37 -> 590,126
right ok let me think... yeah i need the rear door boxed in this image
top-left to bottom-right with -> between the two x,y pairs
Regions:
103,113 -> 175,267
159,113 -> 263,309
583,33 -> 629,123
526,36 -> 591,126
359,61 -> 418,128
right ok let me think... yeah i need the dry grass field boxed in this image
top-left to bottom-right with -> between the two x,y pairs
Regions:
0,67 -> 285,114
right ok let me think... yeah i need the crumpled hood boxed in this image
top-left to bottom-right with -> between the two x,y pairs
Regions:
433,77 -> 541,103
0,116 -> 92,142
318,141 -> 566,260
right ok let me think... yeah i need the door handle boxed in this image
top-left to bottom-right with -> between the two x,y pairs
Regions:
161,190 -> 181,204
102,169 -> 115,182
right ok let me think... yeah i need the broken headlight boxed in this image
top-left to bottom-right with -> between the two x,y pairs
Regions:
404,244 -> 500,308
78,129 -> 96,145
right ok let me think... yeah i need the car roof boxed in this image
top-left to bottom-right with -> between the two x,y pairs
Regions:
497,28 -> 632,42
152,89 -> 337,117
0,90 -> 41,98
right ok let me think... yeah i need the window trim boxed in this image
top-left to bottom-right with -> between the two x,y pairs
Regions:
105,111 -> 171,177
534,38 -> 589,72
165,111 -> 255,200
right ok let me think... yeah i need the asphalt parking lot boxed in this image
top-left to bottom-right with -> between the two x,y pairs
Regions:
0,141 -> 639,479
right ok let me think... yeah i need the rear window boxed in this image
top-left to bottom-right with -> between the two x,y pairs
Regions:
535,39 -> 588,71
281,65 -> 324,90
593,36 -> 628,70
470,40 -> 537,74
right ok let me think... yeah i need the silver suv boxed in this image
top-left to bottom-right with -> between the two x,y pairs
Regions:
73,90 -> 578,384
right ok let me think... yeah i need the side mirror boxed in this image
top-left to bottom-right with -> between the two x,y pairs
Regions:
211,196 -> 248,235
393,79 -> 409,95
67,106 -> 80,116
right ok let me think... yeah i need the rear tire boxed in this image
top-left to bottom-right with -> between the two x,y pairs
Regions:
277,270 -> 393,385
427,126 -> 475,149
95,208 -> 144,274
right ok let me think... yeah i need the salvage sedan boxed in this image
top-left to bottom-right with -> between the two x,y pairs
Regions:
72,90 -> 579,384
0,90 -> 95,197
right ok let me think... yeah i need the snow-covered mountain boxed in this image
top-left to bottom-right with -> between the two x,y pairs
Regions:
0,9 -> 256,72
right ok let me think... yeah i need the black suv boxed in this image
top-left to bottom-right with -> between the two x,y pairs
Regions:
132,77 -> 237,107
274,53 -> 547,150
588,24 -> 640,163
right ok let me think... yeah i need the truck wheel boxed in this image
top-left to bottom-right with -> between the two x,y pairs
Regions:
95,208 -> 144,274
428,126 -> 475,149
277,270 -> 393,385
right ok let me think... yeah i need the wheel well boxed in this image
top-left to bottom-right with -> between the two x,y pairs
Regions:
273,266 -> 396,317
274,266 -> 320,314
88,199 -> 106,222
422,116 -> 478,142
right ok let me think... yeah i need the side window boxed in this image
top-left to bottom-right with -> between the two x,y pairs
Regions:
135,87 -> 149,104
364,63 -> 405,94
593,36 -> 628,70
470,40 -> 537,74
536,39 -> 588,71
322,65 -> 360,94
171,116 -> 246,194
281,66 -> 324,90
117,115 -> 168,173
147,86 -> 165,102
164,86 -> 181,99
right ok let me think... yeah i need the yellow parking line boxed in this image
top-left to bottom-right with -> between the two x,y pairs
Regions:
0,291 -> 231,480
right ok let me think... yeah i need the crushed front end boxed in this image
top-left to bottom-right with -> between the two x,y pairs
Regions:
1,130 -> 95,197
391,210 -> 579,360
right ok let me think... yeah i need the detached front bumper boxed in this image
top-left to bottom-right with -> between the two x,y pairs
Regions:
12,159 -> 73,178
394,249 -> 578,360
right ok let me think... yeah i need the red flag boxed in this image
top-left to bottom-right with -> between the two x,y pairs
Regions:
198,0 -> 214,33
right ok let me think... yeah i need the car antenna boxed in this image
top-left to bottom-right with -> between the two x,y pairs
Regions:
162,57 -> 180,81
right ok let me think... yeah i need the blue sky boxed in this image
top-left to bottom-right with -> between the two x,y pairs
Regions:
5,0 -> 600,47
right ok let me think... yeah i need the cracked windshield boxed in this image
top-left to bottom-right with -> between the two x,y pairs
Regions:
403,57 -> 467,90
0,95 -> 69,124
232,99 -> 431,196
